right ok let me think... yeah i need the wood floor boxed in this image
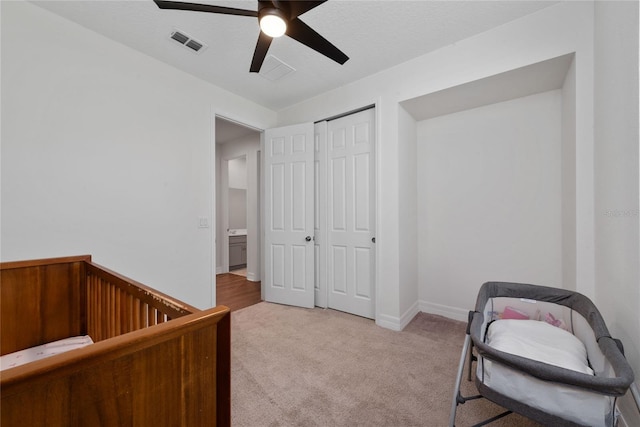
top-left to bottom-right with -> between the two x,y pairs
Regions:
216,273 -> 262,312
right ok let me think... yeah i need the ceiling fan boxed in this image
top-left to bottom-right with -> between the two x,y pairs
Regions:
153,0 -> 349,72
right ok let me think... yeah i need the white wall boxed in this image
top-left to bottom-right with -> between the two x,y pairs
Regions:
1,1 -> 276,308
593,1 -> 640,423
228,157 -> 247,190
398,106 -> 419,324
227,156 -> 248,231
417,91 -> 562,313
228,189 -> 247,230
561,58 -> 577,292
278,1 -> 595,330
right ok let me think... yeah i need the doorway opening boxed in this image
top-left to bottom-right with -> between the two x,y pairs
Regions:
215,116 -> 262,311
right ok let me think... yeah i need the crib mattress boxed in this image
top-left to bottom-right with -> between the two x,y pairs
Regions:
479,319 -> 614,426
1,335 -> 93,371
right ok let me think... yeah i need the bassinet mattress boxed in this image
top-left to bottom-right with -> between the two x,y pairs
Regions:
479,319 -> 613,426
1,335 -> 93,371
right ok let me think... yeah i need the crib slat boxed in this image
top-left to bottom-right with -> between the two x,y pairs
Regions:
119,292 -> 127,334
93,276 -> 100,341
87,276 -> 93,339
115,287 -> 121,337
107,284 -> 113,338
101,278 -> 107,340
127,293 -> 132,330
139,301 -> 146,330
92,276 -> 98,340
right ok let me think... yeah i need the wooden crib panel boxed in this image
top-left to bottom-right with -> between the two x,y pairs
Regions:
0,256 -> 86,355
84,261 -> 197,342
0,375 -> 71,425
1,306 -> 231,427
68,339 -> 183,426
181,318 -> 227,426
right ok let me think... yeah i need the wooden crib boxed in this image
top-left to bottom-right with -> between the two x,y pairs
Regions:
0,255 -> 230,426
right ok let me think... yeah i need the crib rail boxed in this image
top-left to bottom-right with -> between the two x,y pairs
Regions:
1,255 -> 230,426
0,255 -> 201,352
84,261 -> 197,341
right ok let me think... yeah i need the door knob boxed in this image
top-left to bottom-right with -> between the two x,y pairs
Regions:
305,236 -> 312,242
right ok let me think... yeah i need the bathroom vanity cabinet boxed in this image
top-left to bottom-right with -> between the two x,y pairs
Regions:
229,235 -> 247,270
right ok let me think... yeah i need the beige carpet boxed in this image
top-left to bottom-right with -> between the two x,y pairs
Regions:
231,302 -> 541,427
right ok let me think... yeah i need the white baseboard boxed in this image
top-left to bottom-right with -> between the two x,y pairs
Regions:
376,314 -> 403,331
246,272 -> 258,282
216,266 -> 223,274
376,301 -> 421,331
418,300 -> 469,323
400,301 -> 421,330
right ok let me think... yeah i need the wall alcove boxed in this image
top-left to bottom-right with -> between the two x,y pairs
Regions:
400,53 -> 577,313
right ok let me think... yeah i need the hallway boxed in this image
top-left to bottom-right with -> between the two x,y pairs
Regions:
216,273 -> 261,312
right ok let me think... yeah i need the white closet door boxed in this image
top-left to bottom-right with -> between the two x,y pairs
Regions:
264,123 -> 315,308
326,109 -> 376,319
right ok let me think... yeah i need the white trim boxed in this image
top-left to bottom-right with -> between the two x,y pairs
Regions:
210,106 -> 217,307
260,131 -> 266,301
220,157 -> 230,274
376,314 -> 403,331
400,300 -> 421,330
418,300 -> 469,323
376,300 -> 421,331
246,272 -> 257,282
373,97 -> 382,326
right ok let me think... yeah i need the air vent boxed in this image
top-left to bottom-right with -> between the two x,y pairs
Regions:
259,55 -> 295,81
185,39 -> 203,52
170,31 -> 189,44
169,29 -> 207,54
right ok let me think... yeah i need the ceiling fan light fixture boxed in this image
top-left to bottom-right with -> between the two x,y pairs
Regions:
155,0 -> 349,72
259,8 -> 287,38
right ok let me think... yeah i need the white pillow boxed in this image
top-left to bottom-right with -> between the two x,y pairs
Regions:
487,320 -> 593,375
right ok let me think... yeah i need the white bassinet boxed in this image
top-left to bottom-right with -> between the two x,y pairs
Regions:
449,281 -> 636,427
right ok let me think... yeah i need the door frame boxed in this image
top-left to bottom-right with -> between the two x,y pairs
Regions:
220,156 -> 230,274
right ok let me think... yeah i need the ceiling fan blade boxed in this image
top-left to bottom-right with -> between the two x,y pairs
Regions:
250,32 -> 273,72
153,0 -> 257,17
283,0 -> 327,18
286,18 -> 348,65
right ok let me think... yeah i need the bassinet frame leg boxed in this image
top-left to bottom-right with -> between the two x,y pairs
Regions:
469,410 -> 512,427
450,311 -> 513,427
467,339 -> 476,382
450,333 -> 475,427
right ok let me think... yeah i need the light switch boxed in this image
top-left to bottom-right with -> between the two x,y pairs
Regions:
198,217 -> 209,228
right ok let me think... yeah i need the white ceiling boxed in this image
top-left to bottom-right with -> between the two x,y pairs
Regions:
31,0 -> 558,112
